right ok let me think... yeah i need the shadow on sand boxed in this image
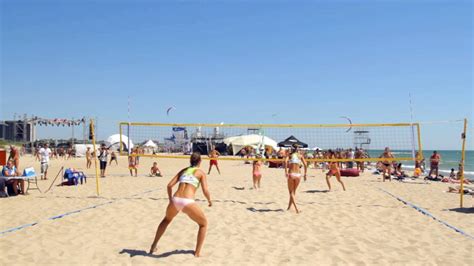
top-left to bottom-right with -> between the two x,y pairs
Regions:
119,249 -> 194,258
444,207 -> 474,214
303,189 -> 329,193
246,207 -> 284,212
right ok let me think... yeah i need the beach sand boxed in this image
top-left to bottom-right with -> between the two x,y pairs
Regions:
1,155 -> 473,265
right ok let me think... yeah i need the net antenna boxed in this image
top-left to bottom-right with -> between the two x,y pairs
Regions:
409,93 -> 417,159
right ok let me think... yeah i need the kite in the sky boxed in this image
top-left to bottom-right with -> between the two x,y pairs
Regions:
340,116 -> 353,132
166,106 -> 175,116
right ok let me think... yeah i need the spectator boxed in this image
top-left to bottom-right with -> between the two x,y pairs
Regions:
39,143 -> 52,180
2,160 -> 26,195
99,144 -> 109,177
428,151 -> 441,177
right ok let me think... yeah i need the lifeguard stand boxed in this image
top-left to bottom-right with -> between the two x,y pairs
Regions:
247,128 -> 260,135
354,130 -> 371,149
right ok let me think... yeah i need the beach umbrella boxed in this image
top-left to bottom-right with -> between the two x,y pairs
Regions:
277,136 -> 308,148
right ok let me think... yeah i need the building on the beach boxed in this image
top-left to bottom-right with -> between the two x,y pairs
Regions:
0,120 -> 35,142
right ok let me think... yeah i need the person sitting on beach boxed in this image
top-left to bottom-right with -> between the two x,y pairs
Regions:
128,151 -> 138,177
380,147 -> 394,182
150,162 -> 162,177
252,155 -> 263,189
1,160 -> 26,195
239,148 -> 246,158
447,186 -> 474,195
284,144 -> 307,214
428,151 -> 441,178
326,149 -> 347,191
149,152 -> 212,257
109,151 -> 118,166
442,164 -> 470,184
449,168 -> 456,179
394,163 -> 407,179
207,148 -> 221,175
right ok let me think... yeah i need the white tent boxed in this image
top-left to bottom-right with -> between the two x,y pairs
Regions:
73,144 -> 99,157
224,134 -> 278,155
143,139 -> 157,148
105,134 -> 134,151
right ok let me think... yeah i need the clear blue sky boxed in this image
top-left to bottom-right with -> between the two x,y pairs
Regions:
1,0 -> 472,150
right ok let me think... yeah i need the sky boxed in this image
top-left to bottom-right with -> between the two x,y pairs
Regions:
1,0 -> 472,150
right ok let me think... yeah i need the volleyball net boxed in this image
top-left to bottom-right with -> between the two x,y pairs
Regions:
118,122 -> 422,162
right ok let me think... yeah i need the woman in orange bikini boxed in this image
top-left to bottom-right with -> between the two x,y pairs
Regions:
325,149 -> 346,191
284,144 -> 307,213
149,152 -> 212,257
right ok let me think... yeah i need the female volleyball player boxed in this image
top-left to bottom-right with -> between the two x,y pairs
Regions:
284,144 -> 307,213
325,149 -> 346,191
252,155 -> 263,189
149,152 -> 212,257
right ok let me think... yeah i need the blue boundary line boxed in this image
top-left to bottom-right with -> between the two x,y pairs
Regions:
0,188 -> 160,237
0,222 -> 38,236
378,188 -> 474,240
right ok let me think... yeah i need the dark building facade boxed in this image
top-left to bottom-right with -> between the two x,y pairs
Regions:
0,120 -> 34,142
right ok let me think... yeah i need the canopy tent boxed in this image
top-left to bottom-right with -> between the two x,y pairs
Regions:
277,135 -> 308,148
224,134 -> 278,155
105,134 -> 134,151
73,144 -> 99,157
143,139 -> 158,148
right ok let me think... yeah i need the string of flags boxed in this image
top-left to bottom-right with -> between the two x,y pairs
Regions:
31,117 -> 87,127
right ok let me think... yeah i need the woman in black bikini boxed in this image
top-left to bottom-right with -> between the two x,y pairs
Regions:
380,147 -> 394,182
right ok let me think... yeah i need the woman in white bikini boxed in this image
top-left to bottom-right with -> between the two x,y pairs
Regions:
149,152 -> 212,257
284,144 -> 307,213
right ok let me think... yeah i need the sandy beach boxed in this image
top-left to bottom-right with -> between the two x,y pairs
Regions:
0,155 -> 472,265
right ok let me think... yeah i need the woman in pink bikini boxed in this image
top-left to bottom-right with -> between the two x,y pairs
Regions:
149,152 -> 212,257
284,144 -> 307,213
252,155 -> 263,189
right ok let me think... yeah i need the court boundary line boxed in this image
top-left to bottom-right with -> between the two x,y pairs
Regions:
0,188 -> 160,237
378,187 -> 474,240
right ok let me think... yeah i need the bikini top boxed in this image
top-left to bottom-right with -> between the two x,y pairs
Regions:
289,153 -> 301,164
179,167 -> 200,188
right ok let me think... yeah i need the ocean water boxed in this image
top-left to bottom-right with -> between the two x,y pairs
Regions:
367,150 -> 474,180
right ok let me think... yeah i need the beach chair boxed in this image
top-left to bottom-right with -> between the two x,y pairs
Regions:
23,167 -> 41,193
63,168 -> 87,186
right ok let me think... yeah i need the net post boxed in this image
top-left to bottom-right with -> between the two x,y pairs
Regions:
460,118 -> 467,208
416,123 -> 423,161
119,124 -> 123,154
90,119 -> 100,196
127,122 -> 131,155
